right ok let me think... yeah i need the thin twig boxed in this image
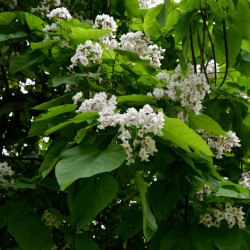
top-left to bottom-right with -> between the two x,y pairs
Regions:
219,19 -> 228,88
189,24 -> 197,74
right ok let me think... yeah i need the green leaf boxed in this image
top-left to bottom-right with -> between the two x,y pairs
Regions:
68,175 -> 118,227
215,181 -> 250,199
148,181 -> 181,220
241,50 -> 250,62
144,4 -> 163,37
52,75 -> 77,87
34,104 -> 77,122
31,40 -> 60,50
156,0 -> 170,27
212,225 -> 243,250
161,117 -> 213,156
230,0 -> 250,40
9,51 -> 44,73
39,136 -> 69,177
44,121 -> 73,135
0,12 -> 15,25
137,75 -> 159,91
188,113 -> 226,136
55,144 -> 126,190
33,94 -> 73,110
70,112 -> 99,123
163,4 -> 180,31
8,213 -> 53,250
117,211 -> 143,241
24,12 -> 44,31
70,27 -> 111,45
117,94 -> 156,106
75,234 -> 99,250
123,0 -> 140,17
0,31 -> 27,42
135,173 -> 158,240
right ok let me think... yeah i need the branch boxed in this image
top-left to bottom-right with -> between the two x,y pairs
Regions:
189,24 -> 197,74
219,19 -> 228,88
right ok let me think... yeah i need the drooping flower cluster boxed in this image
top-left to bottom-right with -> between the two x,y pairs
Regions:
47,7 -> 72,20
31,0 -> 61,18
196,129 -> 241,159
0,162 -> 14,183
75,92 -> 164,164
150,64 -> 211,114
235,90 -> 250,99
239,171 -> 250,191
194,184 -> 212,201
139,0 -> 164,9
42,210 -> 62,229
70,41 -> 103,69
199,203 -> 245,229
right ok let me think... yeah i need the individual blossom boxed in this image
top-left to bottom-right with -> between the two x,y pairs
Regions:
72,92 -> 83,104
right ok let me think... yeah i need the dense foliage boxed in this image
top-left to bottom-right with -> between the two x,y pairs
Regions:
0,0 -> 250,249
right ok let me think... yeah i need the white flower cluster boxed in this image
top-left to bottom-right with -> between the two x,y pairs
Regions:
31,0 -> 61,18
93,14 -> 118,50
42,210 -> 62,229
72,92 -> 83,104
194,184 -> 211,201
152,64 -> 211,115
43,22 -> 59,32
197,129 -> 241,159
239,171 -> 250,191
199,203 -> 245,229
93,14 -> 117,32
197,60 -> 219,79
139,0 -> 164,9
0,162 -> 14,183
70,41 -> 103,69
47,7 -> 72,20
75,92 -> 164,164
118,31 -> 165,67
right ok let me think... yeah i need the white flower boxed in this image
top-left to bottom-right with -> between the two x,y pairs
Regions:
47,7 -> 72,20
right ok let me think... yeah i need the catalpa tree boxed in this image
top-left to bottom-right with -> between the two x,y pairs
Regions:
0,0 -> 250,249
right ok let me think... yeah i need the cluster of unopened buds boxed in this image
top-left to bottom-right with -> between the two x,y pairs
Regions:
239,171 -> 250,191
70,41 -> 103,68
73,92 -> 164,164
148,64 -> 211,114
194,184 -> 212,201
0,162 -> 14,183
199,203 -> 245,229
42,210 -> 62,229
196,129 -> 241,159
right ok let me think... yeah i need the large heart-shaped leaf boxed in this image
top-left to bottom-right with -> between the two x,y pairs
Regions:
55,144 -> 126,190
